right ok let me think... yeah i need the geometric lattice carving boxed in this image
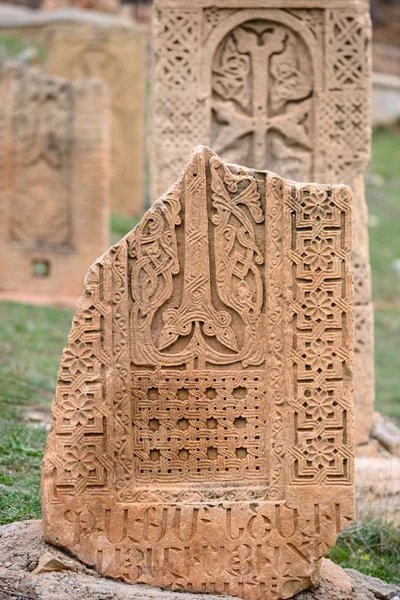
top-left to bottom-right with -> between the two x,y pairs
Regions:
132,371 -> 267,484
288,185 -> 354,485
318,92 -> 371,181
354,304 -> 374,356
154,9 -> 201,90
152,8 -> 206,197
43,147 -> 354,600
352,249 -> 372,306
326,11 -> 371,90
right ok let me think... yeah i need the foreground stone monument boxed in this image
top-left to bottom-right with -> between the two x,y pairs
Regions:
0,6 -> 146,216
0,64 -> 110,305
150,0 -> 374,446
42,147 -> 354,599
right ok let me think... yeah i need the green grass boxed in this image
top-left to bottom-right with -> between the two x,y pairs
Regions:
0,408 -> 47,524
366,127 -> 400,420
110,212 -> 141,245
374,309 -> 400,421
0,302 -> 73,524
367,128 -> 400,305
0,36 -> 45,67
0,302 -> 73,409
328,518 -> 400,584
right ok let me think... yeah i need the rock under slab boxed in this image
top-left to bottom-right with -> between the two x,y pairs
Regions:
1,521 -> 399,600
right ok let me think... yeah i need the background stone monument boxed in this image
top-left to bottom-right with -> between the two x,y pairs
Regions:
42,147 -> 354,600
0,7 -> 146,216
0,63 -> 110,305
45,16 -> 146,217
150,0 -> 374,446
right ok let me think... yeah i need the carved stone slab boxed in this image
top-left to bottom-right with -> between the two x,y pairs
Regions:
42,147 -> 354,599
150,0 -> 373,445
0,8 -> 146,216
45,18 -> 146,217
0,63 -> 110,305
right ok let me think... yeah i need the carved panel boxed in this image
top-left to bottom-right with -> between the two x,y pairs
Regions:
8,67 -> 73,245
152,8 -> 206,198
131,370 -> 267,484
203,7 -> 238,42
285,183 -> 353,484
211,18 -> 314,178
352,249 -> 372,307
43,147 -> 354,599
152,3 -> 371,192
150,0 -> 373,446
0,63 -> 110,305
46,23 -> 146,217
325,10 -> 371,91
317,91 -> 371,182
155,9 -> 201,91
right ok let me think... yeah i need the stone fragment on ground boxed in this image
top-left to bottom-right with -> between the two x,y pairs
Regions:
1,521 -> 400,600
372,413 -> 400,457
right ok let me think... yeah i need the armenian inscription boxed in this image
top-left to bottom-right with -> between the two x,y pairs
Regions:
42,147 -> 354,599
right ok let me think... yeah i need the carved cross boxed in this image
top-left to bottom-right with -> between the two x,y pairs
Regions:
212,21 -> 313,170
159,151 -> 238,356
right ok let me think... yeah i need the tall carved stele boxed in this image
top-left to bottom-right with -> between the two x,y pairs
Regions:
0,64 -> 110,305
150,0 -> 373,445
0,7 -> 146,217
45,17 -> 146,217
42,147 -> 355,600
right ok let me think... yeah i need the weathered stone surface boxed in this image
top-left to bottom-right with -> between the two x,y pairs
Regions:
0,6 -> 146,216
371,413 -> 400,457
42,147 -> 354,599
45,16 -> 146,216
0,63 -> 110,306
2,521 -> 400,600
31,551 -> 75,575
150,0 -> 374,445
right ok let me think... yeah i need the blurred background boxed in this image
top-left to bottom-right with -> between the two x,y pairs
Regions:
0,0 -> 399,584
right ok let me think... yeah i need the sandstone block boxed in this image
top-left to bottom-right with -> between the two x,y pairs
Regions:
0,63 -> 110,305
0,7 -> 146,216
42,147 -> 355,600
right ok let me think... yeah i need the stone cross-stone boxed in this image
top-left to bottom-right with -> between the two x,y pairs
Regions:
0,6 -> 146,217
45,16 -> 146,217
42,146 -> 354,600
150,0 -> 374,446
0,63 -> 110,305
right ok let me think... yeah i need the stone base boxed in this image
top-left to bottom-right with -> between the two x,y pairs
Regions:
1,521 -> 400,600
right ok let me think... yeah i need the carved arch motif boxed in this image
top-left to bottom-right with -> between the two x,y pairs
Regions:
201,9 -> 323,181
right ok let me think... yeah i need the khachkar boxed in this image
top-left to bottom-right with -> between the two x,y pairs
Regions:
150,0 -> 373,446
0,64 -> 110,306
0,7 -> 146,216
45,17 -> 146,217
42,147 -> 355,600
